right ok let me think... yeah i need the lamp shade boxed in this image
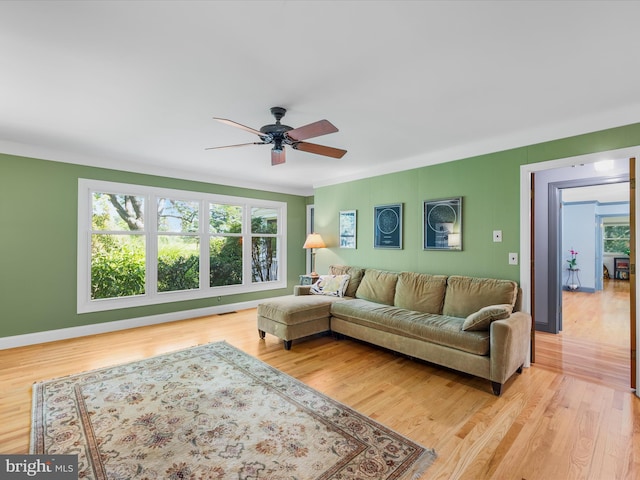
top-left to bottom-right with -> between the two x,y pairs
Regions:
448,233 -> 461,248
303,233 -> 326,249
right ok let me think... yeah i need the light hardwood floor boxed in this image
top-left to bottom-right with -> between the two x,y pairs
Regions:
1,292 -> 639,479
536,278 -> 632,390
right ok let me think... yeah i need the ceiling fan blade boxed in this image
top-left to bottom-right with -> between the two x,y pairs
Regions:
271,148 -> 286,166
205,142 -> 266,150
285,119 -> 338,141
292,141 -> 347,159
213,117 -> 265,137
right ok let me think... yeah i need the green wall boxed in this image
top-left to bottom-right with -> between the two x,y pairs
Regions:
313,122 -> 640,280
0,154 -> 308,338
2,122 -> 640,339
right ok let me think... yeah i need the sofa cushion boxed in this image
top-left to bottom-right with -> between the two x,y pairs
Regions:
329,265 -> 365,298
394,272 -> 448,314
355,269 -> 399,306
462,304 -> 512,331
442,276 -> 518,318
331,299 -> 490,356
310,274 -> 350,297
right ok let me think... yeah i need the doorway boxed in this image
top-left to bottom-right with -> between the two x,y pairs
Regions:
555,182 -> 631,389
548,176 -> 630,333
519,148 -> 638,397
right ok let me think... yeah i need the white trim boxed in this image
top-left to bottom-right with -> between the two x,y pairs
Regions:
519,144 -> 640,394
0,300 -> 264,350
306,204 -> 314,274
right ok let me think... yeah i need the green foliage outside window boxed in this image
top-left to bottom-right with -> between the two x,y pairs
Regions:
251,210 -> 278,282
604,224 -> 630,254
91,235 -> 146,299
157,237 -> 200,292
90,193 -> 280,300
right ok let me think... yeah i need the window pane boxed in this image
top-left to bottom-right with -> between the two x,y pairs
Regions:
604,224 -> 630,253
92,193 -> 144,231
210,236 -> 243,286
158,236 -> 200,292
158,198 -> 199,233
252,237 -> 278,282
91,234 -> 145,299
251,207 -> 278,234
210,204 -> 243,234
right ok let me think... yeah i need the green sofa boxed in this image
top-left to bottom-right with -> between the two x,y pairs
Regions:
257,265 -> 531,395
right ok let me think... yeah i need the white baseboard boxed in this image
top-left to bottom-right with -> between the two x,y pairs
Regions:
0,300 -> 262,350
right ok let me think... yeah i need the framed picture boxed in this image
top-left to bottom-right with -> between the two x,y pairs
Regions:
339,210 -> 357,248
423,197 -> 462,250
374,203 -> 403,249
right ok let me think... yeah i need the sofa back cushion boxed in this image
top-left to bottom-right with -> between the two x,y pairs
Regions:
329,265 -> 365,297
394,272 -> 448,314
442,275 -> 518,318
355,269 -> 398,305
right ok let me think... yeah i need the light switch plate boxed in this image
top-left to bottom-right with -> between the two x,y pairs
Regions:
493,230 -> 502,242
509,252 -> 518,265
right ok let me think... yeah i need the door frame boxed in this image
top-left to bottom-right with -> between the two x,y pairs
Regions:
548,175 -> 629,333
519,146 -> 639,396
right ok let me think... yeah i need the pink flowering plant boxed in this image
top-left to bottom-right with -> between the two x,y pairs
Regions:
567,249 -> 578,270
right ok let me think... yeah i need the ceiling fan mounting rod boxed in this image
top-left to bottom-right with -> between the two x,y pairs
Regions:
270,106 -> 286,123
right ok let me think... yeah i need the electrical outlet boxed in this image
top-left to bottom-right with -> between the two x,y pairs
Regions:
493,230 -> 502,242
508,253 -> 518,265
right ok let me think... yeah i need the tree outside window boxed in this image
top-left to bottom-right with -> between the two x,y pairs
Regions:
157,198 -> 200,293
91,193 -> 146,300
251,207 -> 279,282
83,180 -> 286,312
604,224 -> 630,255
210,203 -> 243,287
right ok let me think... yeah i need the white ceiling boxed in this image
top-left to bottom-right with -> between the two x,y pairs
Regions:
562,182 -> 629,204
2,1 -> 640,196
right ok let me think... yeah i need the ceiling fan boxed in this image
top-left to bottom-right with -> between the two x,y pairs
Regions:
206,107 -> 347,166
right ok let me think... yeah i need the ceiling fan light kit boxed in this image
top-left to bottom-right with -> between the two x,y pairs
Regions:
207,107 -> 347,166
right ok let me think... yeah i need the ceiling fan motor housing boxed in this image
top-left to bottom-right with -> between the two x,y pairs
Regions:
260,107 -> 293,142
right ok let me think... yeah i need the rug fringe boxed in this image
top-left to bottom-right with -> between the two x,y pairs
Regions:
401,448 -> 437,480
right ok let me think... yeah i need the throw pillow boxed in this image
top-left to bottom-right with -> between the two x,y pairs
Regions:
462,304 -> 513,331
310,274 -> 351,297
329,265 -> 365,297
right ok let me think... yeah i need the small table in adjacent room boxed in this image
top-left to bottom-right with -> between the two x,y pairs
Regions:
614,257 -> 630,280
565,268 -> 581,291
299,274 -> 320,286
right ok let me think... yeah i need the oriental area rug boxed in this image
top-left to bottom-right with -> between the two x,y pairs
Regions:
31,341 -> 436,479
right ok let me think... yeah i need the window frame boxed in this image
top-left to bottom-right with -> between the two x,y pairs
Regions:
78,179 -> 287,313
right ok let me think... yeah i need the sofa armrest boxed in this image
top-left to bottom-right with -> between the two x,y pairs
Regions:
294,285 -> 312,296
489,311 -> 531,384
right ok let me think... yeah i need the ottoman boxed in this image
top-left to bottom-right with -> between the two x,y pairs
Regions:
257,294 -> 342,350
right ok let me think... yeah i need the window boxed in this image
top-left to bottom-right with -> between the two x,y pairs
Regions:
209,203 -> 243,287
604,223 -> 630,254
78,179 -> 286,313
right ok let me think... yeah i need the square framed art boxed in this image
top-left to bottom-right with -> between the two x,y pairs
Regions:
423,197 -> 462,250
374,203 -> 403,249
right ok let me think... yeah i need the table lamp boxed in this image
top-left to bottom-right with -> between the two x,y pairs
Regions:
303,233 -> 326,276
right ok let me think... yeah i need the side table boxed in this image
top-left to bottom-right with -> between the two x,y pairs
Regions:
565,268 -> 581,291
299,274 -> 320,286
